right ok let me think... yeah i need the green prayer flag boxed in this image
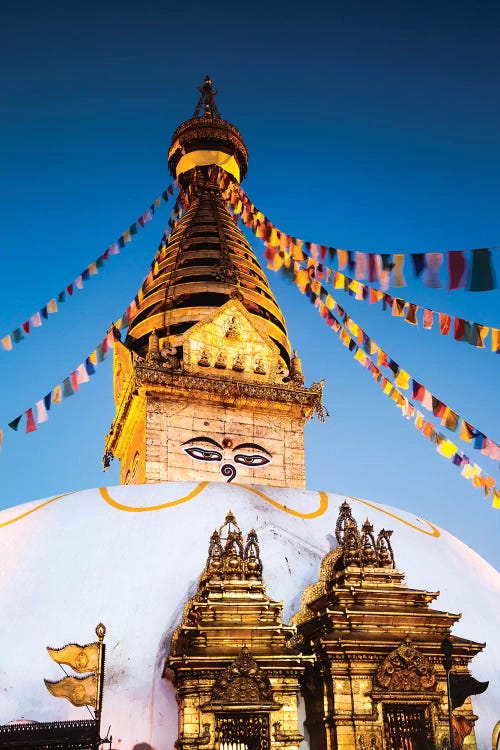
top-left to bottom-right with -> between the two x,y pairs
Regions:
12,328 -> 24,343
8,415 -> 22,431
96,256 -> 105,269
57,291 -> 66,304
130,223 -> 138,235
62,377 -> 74,398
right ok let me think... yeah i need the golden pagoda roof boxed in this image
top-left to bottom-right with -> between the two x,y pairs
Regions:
125,78 -> 291,365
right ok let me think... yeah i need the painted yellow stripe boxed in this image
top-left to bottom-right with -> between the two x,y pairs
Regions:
0,492 -> 75,529
235,484 -> 329,519
175,150 -> 240,183
99,482 -> 209,512
346,495 -> 440,538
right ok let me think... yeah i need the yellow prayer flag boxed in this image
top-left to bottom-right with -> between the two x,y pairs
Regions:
382,378 -> 393,395
88,262 -> 98,275
90,350 -> 98,365
44,674 -> 97,708
354,348 -> 366,364
395,369 -> 410,389
491,328 -> 500,353
47,642 -> 99,673
325,294 -> 335,310
291,244 -> 303,262
52,385 -> 62,403
492,488 -> 500,509
415,411 -> 425,430
47,299 -> 58,314
1,335 -> 12,351
333,272 -> 345,289
438,440 -> 458,459
345,319 -> 359,338
123,230 -> 132,243
155,196 -> 161,207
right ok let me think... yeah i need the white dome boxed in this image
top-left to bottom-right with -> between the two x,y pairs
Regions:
0,481 -> 498,749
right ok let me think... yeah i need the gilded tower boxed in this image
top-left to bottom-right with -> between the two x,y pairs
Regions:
104,78 -> 324,487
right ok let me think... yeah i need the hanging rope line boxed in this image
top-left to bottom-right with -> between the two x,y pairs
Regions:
230,197 -> 500,463
0,184 -> 178,354
218,171 -> 498,292
294,262 -> 498,353
259,253 -> 499,503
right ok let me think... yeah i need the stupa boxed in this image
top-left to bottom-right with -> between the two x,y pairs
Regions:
0,78 -> 498,750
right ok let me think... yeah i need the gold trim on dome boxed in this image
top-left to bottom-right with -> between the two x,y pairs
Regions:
0,492 -> 76,529
346,494 -> 440,538
98,483 -> 209,512
0,486 -> 441,537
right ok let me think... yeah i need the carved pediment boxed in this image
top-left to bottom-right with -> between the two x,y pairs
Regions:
182,300 -> 286,382
212,647 -> 273,705
375,637 -> 436,692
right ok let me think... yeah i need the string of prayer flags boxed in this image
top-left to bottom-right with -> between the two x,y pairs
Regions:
2,320 -> 129,443
217,168 -> 498,292
302,289 -> 499,502
290,261 -> 498,353
257,233 -> 500,469
1,184 -> 178,354
317,285 -> 500,462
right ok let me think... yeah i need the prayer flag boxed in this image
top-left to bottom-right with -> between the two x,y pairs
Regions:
411,253 -> 426,278
405,303 -> 418,325
47,299 -> 58,313
22,321 -> 30,334
8,416 -> 22,431
395,370 -> 410,389
52,385 -> 62,403
391,254 -> 406,288
88,263 -> 98,275
25,408 -> 37,433
423,309 -> 433,330
63,378 -> 74,398
424,252 -> 443,288
36,400 -> 49,424
469,248 -> 496,291
30,312 -> 42,327
448,250 -> 467,290
439,313 -> 451,336
47,642 -> 99,673
44,675 -> 97,708
76,364 -> 89,384
85,357 -> 96,376
1,335 -> 12,351
337,249 -> 348,270
75,275 -> 84,289
13,328 -> 24,343
44,393 -> 52,411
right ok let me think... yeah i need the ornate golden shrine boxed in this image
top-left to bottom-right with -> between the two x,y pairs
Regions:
164,511 -> 312,750
291,502 -> 484,750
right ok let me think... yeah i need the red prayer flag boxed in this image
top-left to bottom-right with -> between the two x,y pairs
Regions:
448,250 -> 467,290
25,408 -> 37,433
22,321 -> 30,334
71,371 -> 79,392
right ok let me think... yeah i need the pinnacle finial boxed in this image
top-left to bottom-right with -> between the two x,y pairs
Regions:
193,75 -> 220,119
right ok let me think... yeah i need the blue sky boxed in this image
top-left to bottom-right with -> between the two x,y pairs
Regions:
1,0 -> 499,567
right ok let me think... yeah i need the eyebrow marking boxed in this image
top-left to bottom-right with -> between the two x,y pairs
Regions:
233,442 -> 272,457
181,437 -> 224,449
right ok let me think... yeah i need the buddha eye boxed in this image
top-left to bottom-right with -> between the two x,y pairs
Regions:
183,446 -> 222,462
233,454 -> 270,467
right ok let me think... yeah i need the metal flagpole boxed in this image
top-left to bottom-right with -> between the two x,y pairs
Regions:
95,623 -> 106,749
441,637 -> 454,750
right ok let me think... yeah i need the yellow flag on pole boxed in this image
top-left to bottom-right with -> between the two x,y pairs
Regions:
47,642 -> 99,673
44,675 -> 97,707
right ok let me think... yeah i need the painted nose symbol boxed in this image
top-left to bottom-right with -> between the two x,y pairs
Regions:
221,464 -> 236,483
